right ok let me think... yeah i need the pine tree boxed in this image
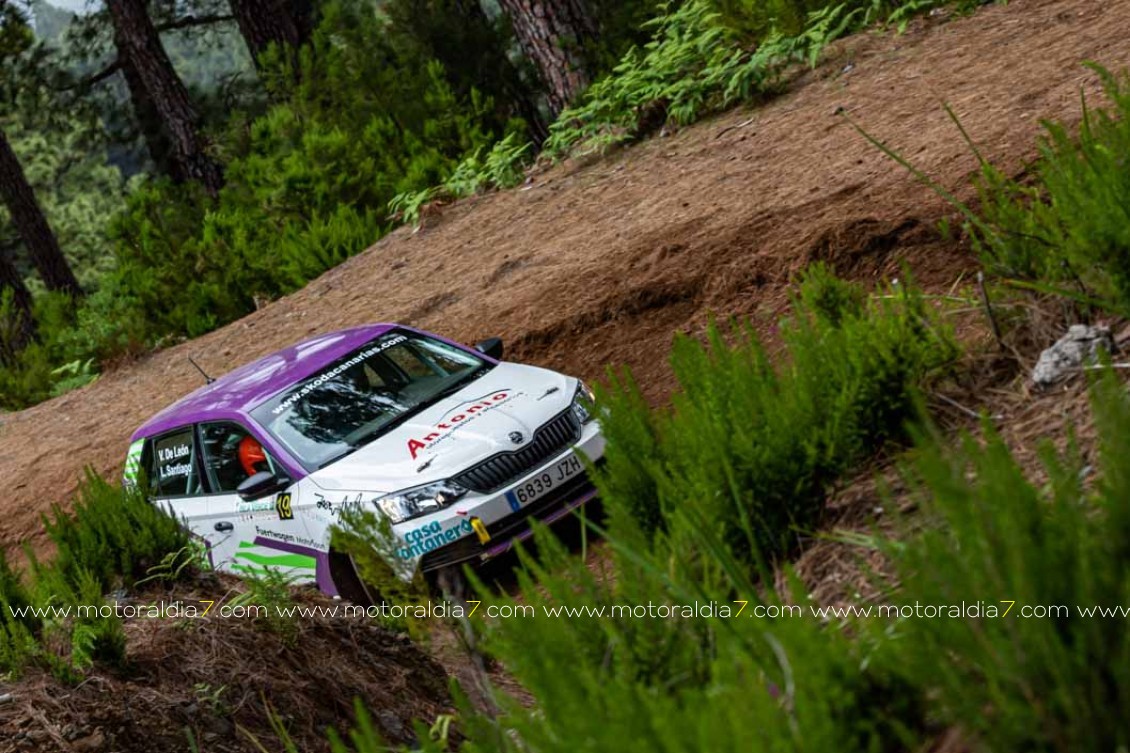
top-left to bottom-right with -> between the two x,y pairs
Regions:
228,0 -> 305,72
105,0 -> 224,196
0,126 -> 82,297
0,242 -> 35,358
497,0 -> 599,117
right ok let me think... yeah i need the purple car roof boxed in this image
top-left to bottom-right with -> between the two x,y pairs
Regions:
132,323 -> 399,441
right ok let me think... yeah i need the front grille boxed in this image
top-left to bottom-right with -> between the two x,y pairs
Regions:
454,410 -> 581,493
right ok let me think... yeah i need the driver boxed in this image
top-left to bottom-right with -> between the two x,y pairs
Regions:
238,435 -> 270,478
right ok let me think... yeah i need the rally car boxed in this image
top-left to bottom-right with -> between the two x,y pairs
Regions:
124,324 -> 605,602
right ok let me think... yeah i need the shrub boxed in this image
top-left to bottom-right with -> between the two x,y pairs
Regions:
885,370 -> 1130,751
463,514 -> 925,753
971,66 -> 1130,313
390,133 -> 534,226
543,0 -> 792,156
42,469 -> 189,594
0,550 -> 37,673
593,266 -> 957,570
544,0 -> 956,157
0,473 -> 187,678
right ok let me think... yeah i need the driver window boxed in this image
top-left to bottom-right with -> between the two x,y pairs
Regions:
199,422 -> 278,493
150,429 -> 204,498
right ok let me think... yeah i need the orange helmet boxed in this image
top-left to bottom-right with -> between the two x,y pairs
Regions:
238,435 -> 268,477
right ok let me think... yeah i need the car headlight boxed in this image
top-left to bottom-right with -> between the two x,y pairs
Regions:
571,381 -> 596,424
375,481 -> 467,524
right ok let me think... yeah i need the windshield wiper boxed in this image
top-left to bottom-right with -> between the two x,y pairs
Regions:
317,368 -> 492,469
317,408 -> 423,469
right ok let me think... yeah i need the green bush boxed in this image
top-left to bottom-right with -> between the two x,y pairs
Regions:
0,473 -> 188,678
593,266 -> 957,569
390,133 -> 534,226
926,65 -> 1130,314
544,0 -> 793,156
884,371 -> 1130,751
0,550 -> 37,673
544,0 -> 955,157
459,508 -> 924,753
42,469 -> 189,594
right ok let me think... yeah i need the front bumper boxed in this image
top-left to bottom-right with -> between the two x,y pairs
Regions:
393,419 -> 606,573
420,463 -> 601,571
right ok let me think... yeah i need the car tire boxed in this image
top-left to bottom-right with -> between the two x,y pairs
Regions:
327,548 -> 383,606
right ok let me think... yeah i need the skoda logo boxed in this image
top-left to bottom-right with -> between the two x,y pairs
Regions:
509,431 -> 524,445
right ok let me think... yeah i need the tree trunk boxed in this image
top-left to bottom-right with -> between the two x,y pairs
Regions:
106,0 -> 224,197
436,0 -> 550,144
0,129 -> 82,297
228,0 -> 303,70
497,0 -> 598,118
118,49 -> 182,181
0,242 -> 35,360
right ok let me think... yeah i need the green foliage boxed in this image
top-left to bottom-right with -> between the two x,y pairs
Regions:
389,132 -> 533,226
42,469 -> 189,594
884,371 -> 1130,751
461,515 -> 924,753
330,508 -> 429,634
0,116 -> 128,290
0,472 -> 189,679
0,550 -> 37,673
593,267 -> 956,569
140,2 -> 510,312
544,0 -> 950,157
967,66 -> 1130,313
226,568 -> 300,646
432,297 -> 1130,753
544,0 -> 790,156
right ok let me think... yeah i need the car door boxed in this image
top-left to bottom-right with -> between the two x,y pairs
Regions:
197,421 -> 319,583
146,426 -> 227,567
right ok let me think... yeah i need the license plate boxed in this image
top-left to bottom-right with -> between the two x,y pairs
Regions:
505,454 -> 583,511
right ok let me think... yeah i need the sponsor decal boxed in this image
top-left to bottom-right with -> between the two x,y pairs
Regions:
272,334 -> 408,415
406,391 -> 515,459
254,526 -> 300,545
237,498 -> 275,521
275,492 -> 294,520
396,518 -> 473,559
313,492 -> 366,519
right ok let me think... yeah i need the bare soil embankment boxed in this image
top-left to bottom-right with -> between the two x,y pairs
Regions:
1,0 -> 1125,565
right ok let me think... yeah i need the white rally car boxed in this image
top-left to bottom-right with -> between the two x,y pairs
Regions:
124,324 -> 605,600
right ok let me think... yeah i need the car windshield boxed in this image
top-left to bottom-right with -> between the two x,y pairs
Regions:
251,330 -> 489,470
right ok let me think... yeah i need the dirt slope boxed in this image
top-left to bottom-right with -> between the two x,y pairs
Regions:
0,575 -> 455,753
0,0 -> 1125,561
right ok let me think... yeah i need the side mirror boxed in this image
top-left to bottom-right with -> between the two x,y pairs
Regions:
237,471 -> 290,501
474,337 -> 503,360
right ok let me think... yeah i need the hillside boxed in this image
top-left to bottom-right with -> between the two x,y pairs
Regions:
0,0 -> 1124,564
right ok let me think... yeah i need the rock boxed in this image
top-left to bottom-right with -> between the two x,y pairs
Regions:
1031,324 -> 1114,388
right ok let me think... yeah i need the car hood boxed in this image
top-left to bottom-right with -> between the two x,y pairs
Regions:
308,362 -> 577,492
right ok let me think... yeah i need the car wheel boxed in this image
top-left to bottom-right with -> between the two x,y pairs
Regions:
327,548 -> 383,606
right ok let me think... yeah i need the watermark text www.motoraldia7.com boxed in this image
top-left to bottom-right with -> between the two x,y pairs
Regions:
9,599 -> 1130,622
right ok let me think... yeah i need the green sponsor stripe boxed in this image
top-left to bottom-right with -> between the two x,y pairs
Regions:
233,550 -> 316,570
123,439 -> 146,484
232,564 -> 272,575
